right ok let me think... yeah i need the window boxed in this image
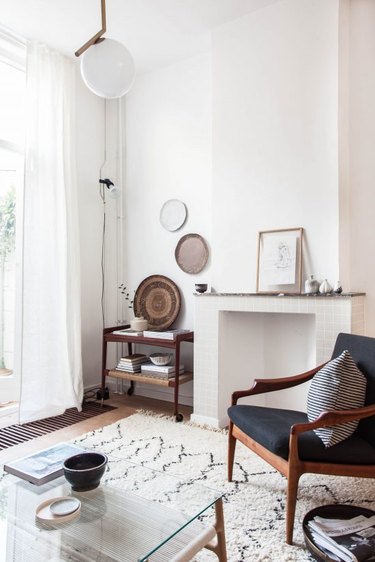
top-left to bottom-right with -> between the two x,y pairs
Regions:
0,29 -> 26,403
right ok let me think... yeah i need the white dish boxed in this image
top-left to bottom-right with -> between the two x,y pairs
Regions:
36,496 -> 81,523
160,199 -> 187,232
149,353 -> 172,366
50,497 -> 81,516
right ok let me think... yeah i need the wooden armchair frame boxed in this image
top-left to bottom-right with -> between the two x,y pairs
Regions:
228,364 -> 375,544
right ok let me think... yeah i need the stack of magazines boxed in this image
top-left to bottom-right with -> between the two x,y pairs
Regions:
308,514 -> 375,562
116,354 -> 148,373
140,362 -> 184,379
143,329 -> 190,340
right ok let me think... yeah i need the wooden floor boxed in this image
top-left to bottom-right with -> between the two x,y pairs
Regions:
0,395 -> 192,466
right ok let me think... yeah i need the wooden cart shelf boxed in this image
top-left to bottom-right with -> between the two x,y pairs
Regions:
102,325 -> 194,421
107,370 -> 193,387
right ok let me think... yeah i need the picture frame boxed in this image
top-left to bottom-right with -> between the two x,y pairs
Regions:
256,228 -> 303,294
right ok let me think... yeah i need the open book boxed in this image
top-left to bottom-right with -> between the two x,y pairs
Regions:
308,514 -> 375,562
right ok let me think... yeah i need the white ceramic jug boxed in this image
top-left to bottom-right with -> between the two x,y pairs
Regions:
130,316 -> 148,331
319,279 -> 333,294
305,275 -> 319,294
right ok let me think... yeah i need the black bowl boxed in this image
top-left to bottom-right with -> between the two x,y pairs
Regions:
63,452 -> 108,492
195,284 -> 208,294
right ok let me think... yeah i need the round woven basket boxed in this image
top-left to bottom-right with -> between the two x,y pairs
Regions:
133,275 -> 181,330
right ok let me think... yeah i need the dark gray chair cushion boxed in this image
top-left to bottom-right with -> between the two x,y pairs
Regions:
332,333 -> 375,447
228,404 -> 375,464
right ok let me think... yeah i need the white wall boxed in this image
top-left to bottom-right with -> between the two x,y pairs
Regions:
122,0 -> 345,405
345,0 -> 375,335
76,77 -> 127,390
75,0 -> 375,405
78,0 -> 375,406
211,0 -> 340,292
75,0 -> 375,406
75,68 -> 107,389
124,54 -> 212,403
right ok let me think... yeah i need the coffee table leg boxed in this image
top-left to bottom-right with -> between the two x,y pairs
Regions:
205,498 -> 227,561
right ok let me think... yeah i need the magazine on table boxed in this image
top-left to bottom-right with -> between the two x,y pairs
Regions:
140,362 -> 185,373
112,328 -> 143,336
308,514 -> 375,562
3,442 -> 86,485
142,329 -> 190,340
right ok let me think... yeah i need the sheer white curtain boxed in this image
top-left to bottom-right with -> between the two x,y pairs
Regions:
19,42 -> 83,422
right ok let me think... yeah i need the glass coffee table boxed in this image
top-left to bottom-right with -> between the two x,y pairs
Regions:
0,456 -> 227,562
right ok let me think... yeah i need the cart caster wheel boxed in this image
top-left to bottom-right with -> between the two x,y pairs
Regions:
175,413 -> 183,422
127,386 -> 134,396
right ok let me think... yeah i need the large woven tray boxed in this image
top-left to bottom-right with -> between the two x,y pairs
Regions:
133,275 -> 181,330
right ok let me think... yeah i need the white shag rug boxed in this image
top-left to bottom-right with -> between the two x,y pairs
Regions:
1,411 -> 374,561
71,411 -> 375,562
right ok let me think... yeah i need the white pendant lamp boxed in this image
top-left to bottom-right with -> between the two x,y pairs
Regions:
75,0 -> 135,99
99,178 -> 120,198
81,39 -> 135,99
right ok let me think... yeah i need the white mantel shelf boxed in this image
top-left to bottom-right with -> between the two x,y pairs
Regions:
195,292 -> 365,297
192,292 -> 365,429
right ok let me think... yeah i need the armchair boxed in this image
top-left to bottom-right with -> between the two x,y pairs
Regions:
227,333 -> 375,544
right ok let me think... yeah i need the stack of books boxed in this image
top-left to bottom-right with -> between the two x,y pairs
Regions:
112,328 -> 143,337
140,362 -> 185,379
116,354 -> 148,373
143,329 -> 190,340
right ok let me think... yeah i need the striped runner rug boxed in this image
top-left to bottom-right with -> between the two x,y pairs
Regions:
0,402 -> 116,450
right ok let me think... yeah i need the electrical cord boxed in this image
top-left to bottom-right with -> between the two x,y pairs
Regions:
99,100 -> 107,332
100,183 -> 106,332
83,386 -> 109,403
83,388 -> 101,400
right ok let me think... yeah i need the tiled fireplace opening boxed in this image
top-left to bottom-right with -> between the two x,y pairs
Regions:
193,293 -> 365,428
218,311 -> 316,414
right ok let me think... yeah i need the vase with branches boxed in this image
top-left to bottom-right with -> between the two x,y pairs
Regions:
118,283 -> 134,311
118,283 -> 148,330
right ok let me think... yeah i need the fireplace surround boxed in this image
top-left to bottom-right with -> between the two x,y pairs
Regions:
192,293 -> 365,428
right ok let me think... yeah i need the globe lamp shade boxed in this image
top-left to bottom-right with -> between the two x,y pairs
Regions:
107,184 -> 120,199
81,38 -> 135,98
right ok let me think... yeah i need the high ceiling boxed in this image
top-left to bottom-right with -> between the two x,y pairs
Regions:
0,0 -> 281,73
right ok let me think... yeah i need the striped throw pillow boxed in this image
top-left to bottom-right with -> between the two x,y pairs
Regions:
307,350 -> 366,448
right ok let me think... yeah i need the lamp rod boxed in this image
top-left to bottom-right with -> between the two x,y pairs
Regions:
75,0 -> 107,57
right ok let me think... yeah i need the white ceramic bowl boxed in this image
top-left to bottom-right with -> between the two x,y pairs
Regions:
149,353 -> 172,366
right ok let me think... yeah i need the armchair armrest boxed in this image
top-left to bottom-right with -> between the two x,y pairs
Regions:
291,403 -> 375,436
231,363 -> 327,406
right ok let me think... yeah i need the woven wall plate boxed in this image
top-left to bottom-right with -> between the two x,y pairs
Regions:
133,275 -> 181,330
175,233 -> 209,274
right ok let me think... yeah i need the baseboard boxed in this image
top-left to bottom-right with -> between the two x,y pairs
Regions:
190,413 -> 228,429
105,379 -> 193,407
0,402 -> 19,429
0,403 -> 18,417
130,386 -> 193,407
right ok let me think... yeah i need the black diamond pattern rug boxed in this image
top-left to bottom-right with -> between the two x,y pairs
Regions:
69,412 -> 375,562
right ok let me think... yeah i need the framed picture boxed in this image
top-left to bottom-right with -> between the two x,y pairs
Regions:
256,228 -> 303,294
